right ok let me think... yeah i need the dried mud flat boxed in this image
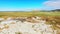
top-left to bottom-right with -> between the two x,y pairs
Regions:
0,16 -> 60,34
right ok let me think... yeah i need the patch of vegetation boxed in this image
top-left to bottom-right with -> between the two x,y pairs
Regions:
15,32 -> 22,34
0,11 -> 60,17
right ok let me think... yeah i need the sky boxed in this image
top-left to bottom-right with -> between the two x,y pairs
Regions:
0,0 -> 60,11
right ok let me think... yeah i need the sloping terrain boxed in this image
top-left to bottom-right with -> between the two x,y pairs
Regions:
0,16 -> 58,34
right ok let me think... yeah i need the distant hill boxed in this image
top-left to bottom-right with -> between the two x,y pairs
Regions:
51,9 -> 60,12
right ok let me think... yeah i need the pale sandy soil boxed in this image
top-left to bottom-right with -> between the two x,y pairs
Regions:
0,17 -> 57,34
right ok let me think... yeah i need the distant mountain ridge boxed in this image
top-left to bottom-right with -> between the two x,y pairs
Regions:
51,9 -> 60,12
0,9 -> 60,12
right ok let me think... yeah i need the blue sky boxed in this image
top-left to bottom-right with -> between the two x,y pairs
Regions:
0,0 -> 60,11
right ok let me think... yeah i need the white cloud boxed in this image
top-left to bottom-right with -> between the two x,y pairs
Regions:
43,1 -> 60,9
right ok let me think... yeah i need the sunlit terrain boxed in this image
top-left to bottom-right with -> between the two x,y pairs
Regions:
0,0 -> 60,34
0,11 -> 60,34
0,16 -> 56,34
